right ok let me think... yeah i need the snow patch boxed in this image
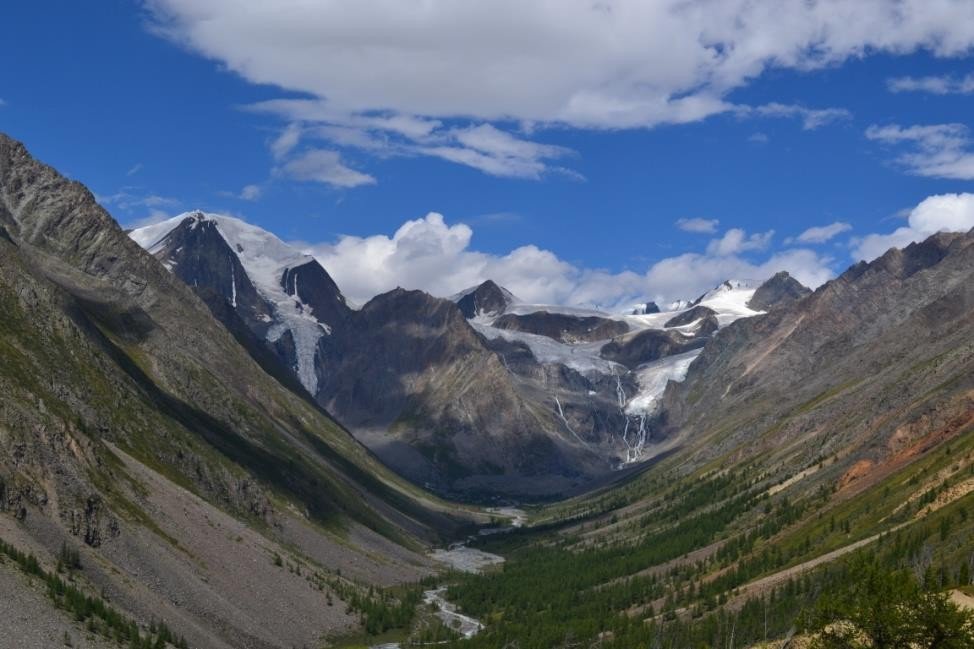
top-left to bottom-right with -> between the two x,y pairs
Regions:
625,348 -> 703,416
472,322 -> 623,375
694,279 -> 764,325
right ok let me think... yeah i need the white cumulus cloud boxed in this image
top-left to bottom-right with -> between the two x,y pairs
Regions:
145,0 -> 974,182
148,0 -> 974,129
852,193 -> 974,261
297,213 -> 832,309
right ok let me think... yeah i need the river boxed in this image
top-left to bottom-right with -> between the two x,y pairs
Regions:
369,508 -> 524,648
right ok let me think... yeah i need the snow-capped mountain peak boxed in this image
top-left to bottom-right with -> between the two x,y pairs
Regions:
130,211 -> 348,394
690,279 -> 763,322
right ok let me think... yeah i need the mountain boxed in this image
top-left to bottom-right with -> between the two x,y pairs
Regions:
747,270 -> 812,310
469,281 -> 767,463
630,300 -> 661,315
452,279 -> 517,319
662,230 -> 974,486
491,311 -> 630,343
0,133 -> 473,649
133,214 -> 775,499
663,304 -> 718,328
130,211 -> 351,395
132,216 -> 610,499
317,287 -> 609,499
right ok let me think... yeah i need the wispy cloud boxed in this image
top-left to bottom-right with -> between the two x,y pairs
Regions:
218,184 -> 263,201
277,149 -> 376,188
270,122 -> 302,160
787,222 -> 852,245
676,218 -> 719,234
866,123 -> 974,180
465,211 -> 523,225
239,184 -> 261,200
126,162 -> 143,176
253,103 -> 582,183
887,74 -> 974,95
123,210 -> 177,230
416,124 -> 577,180
706,228 -> 774,256
743,103 -> 852,130
96,190 -> 180,211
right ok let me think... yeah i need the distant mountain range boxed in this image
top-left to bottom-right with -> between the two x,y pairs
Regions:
131,211 -> 805,499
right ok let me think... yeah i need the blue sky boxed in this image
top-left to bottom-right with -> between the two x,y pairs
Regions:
2,1 -> 973,306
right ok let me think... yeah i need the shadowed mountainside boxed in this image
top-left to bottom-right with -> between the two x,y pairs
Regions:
0,132 -> 476,649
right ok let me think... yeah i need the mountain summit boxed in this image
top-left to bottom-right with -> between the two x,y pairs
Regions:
747,270 -> 812,311
131,211 -> 350,394
451,279 -> 518,319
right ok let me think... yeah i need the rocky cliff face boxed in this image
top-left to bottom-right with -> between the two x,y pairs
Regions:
454,279 -> 516,318
132,213 -> 275,332
492,310 -> 629,343
323,289 -> 610,498
600,329 -> 708,370
664,304 -> 717,327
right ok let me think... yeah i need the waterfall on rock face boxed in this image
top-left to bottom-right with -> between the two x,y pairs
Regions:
620,414 -> 648,465
613,371 -> 647,464
229,256 -> 237,307
615,372 -> 627,408
554,396 -> 587,445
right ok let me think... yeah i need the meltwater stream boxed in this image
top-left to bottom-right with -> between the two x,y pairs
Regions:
369,509 -> 524,648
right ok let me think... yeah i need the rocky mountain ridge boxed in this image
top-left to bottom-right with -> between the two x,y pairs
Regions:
658,228 -> 974,498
